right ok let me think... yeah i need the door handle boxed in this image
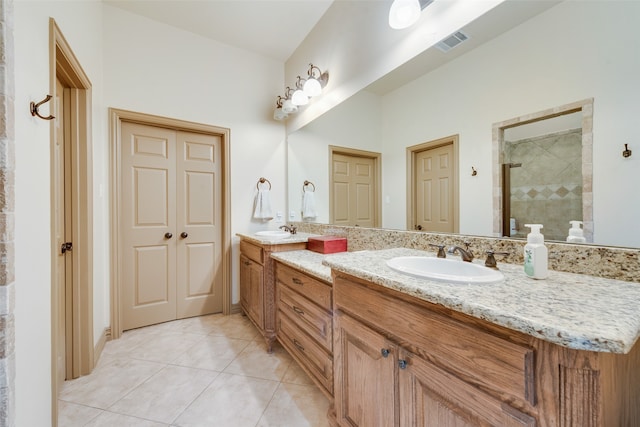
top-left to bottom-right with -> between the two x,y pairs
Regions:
164,232 -> 173,239
415,225 -> 423,230
180,232 -> 188,238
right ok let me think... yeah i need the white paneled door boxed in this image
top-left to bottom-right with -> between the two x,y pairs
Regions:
414,143 -> 455,233
121,122 -> 223,330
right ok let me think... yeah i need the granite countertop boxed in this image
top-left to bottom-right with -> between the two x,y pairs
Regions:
270,250 -> 333,283
236,232 -> 319,246
322,247 -> 640,354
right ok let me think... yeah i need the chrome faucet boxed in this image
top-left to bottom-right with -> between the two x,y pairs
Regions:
448,243 -> 474,262
279,225 -> 297,234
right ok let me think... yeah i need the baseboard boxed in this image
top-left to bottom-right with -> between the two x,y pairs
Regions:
231,303 -> 242,314
93,327 -> 111,367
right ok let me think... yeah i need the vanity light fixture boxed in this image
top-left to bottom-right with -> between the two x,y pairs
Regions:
291,76 -> 309,106
281,87 -> 298,114
303,64 -> 328,97
273,96 -> 287,121
389,0 -> 434,30
273,64 -> 328,120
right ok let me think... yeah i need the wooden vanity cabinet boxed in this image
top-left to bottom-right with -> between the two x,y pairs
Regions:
332,271 -> 640,427
238,238 -> 306,352
275,262 -> 334,399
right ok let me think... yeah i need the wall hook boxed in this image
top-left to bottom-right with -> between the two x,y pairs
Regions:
623,144 -> 632,158
30,95 -> 56,120
471,167 -> 477,176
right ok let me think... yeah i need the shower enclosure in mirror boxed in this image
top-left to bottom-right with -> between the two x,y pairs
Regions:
493,99 -> 593,242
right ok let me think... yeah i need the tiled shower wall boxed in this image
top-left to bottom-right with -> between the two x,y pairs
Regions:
505,128 -> 583,241
0,0 -> 15,425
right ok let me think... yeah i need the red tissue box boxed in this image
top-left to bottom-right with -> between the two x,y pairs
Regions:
307,235 -> 348,254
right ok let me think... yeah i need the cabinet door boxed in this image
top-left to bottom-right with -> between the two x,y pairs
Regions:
398,349 -> 536,427
335,312 -> 397,427
239,254 -> 264,328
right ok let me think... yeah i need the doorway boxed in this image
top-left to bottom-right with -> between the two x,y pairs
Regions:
329,146 -> 381,227
50,17 -> 95,423
407,135 -> 459,233
110,109 -> 232,339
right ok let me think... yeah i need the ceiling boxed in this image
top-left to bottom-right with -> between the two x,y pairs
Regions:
104,0 -> 335,62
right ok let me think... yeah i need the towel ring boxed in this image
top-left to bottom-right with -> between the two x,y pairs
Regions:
303,180 -> 315,192
257,177 -> 271,190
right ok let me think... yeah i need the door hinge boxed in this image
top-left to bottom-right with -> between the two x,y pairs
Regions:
61,242 -> 73,254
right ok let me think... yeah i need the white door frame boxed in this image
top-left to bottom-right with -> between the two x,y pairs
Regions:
109,109 -> 232,339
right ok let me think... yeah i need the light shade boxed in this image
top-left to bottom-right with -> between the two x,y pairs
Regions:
389,0 -> 421,29
273,107 -> 287,121
291,89 -> 309,106
282,99 -> 298,114
303,78 -> 322,97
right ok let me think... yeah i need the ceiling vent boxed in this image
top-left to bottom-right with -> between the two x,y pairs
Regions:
435,30 -> 470,53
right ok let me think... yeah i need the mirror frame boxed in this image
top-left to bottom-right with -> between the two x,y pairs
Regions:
492,98 -> 594,241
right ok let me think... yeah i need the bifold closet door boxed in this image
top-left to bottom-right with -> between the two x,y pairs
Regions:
121,122 -> 222,330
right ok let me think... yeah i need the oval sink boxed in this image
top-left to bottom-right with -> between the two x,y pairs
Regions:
255,230 -> 291,240
386,256 -> 504,284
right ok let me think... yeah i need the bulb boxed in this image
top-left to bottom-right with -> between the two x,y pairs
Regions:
291,89 -> 309,106
389,0 -> 421,30
282,99 -> 298,114
303,78 -> 322,97
273,107 -> 287,121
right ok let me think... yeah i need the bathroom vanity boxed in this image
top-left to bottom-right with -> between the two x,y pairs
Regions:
324,248 -> 640,427
237,233 -> 310,352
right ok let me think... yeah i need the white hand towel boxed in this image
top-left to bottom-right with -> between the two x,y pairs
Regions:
302,191 -> 317,219
253,189 -> 273,220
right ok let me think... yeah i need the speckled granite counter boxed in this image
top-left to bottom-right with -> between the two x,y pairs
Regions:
270,250 -> 333,283
323,247 -> 640,354
236,232 -> 319,246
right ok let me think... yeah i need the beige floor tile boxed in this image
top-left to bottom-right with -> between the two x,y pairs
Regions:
172,335 -> 251,371
208,313 -> 260,340
59,357 -> 165,409
173,372 -> 279,427
256,382 -> 331,427
282,360 -> 316,386
83,411 -> 170,427
108,365 -> 218,423
127,331 -> 203,363
223,340 -> 293,382
165,313 -> 227,335
57,401 -> 102,426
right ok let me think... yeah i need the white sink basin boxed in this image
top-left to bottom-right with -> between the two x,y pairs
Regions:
255,230 -> 291,240
386,256 -> 504,284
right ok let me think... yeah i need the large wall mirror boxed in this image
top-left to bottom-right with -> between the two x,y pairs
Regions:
287,0 -> 639,249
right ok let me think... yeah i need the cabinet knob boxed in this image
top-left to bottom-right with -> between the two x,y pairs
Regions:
180,232 -> 188,238
164,232 -> 173,239
398,359 -> 408,369
381,348 -> 390,358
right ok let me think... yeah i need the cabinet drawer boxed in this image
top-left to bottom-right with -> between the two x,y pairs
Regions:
277,311 -> 333,396
276,263 -> 332,311
240,240 -> 264,264
334,275 -> 536,406
277,283 -> 332,352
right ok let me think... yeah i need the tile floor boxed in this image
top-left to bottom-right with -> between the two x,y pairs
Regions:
58,313 -> 331,426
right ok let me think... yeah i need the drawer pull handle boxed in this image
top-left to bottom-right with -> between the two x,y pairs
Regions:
292,306 -> 305,316
381,348 -> 390,358
293,339 -> 305,352
243,261 -> 251,266
398,359 -> 408,370
292,277 -> 303,285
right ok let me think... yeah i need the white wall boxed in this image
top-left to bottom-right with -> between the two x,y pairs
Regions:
15,2 -> 104,426
15,2 -> 287,425
381,0 -> 640,247
102,5 -> 287,304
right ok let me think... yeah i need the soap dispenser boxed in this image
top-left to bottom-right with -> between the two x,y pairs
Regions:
523,224 -> 548,279
566,220 -> 587,243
